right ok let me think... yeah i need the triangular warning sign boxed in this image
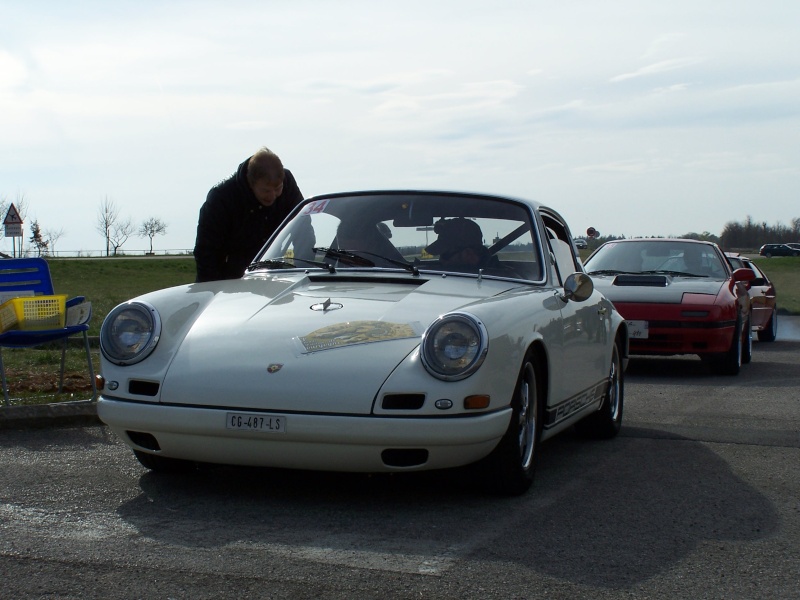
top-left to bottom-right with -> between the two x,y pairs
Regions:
4,204 -> 22,225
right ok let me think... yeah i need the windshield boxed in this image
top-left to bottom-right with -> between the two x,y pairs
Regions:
253,192 -> 543,281
584,240 -> 730,279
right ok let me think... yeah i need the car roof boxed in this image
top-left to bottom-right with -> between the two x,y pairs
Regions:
311,189 -> 546,211
608,238 -> 717,247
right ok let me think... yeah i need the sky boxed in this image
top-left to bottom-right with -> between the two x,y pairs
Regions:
2,0 -> 799,256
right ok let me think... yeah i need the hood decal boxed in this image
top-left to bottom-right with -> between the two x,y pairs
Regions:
296,320 -> 421,353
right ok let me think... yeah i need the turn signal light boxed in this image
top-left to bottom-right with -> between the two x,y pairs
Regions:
464,395 -> 490,410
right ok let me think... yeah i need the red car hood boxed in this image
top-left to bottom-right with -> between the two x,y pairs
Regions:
589,274 -> 727,304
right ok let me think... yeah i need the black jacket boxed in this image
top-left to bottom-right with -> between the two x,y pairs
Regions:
194,158 -> 303,282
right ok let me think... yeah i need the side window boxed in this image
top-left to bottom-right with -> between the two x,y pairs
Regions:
541,214 -> 579,284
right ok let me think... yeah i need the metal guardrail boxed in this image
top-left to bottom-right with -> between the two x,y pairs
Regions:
1,250 -> 195,259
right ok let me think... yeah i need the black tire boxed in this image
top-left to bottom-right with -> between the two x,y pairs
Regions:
757,308 -> 778,342
575,342 -> 624,439
480,357 -> 540,496
133,450 -> 197,473
711,316 -> 742,376
742,318 -> 752,364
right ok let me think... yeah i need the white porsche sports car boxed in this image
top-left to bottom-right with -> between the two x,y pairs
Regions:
97,190 -> 629,495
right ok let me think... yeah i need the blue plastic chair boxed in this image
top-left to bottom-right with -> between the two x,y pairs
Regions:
0,257 -> 96,406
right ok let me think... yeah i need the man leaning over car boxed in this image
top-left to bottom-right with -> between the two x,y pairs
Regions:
194,147 -> 304,282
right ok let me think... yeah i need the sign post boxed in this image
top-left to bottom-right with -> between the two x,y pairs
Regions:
4,204 -> 24,257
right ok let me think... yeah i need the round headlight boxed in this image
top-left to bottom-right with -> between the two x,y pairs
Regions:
421,313 -> 488,381
100,301 -> 161,365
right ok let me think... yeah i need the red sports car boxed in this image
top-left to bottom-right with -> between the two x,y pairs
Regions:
584,239 -> 754,375
726,253 -> 778,342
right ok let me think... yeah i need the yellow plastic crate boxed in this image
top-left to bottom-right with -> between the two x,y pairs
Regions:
0,295 -> 67,331
0,302 -> 17,332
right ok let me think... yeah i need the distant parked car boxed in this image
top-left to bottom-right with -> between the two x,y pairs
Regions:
759,243 -> 799,257
574,238 -> 588,249
726,253 -> 778,342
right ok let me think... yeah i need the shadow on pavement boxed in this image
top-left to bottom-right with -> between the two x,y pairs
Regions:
114,428 -> 779,589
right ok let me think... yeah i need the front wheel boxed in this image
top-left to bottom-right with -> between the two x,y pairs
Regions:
575,342 -> 624,439
479,358 -> 540,496
757,308 -> 778,342
711,317 -> 742,375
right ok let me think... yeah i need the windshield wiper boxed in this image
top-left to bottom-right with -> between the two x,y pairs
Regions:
641,270 -> 706,278
247,258 -> 335,273
315,247 -> 420,276
587,269 -> 641,276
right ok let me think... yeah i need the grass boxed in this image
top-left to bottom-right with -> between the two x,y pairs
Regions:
49,257 -> 197,337
2,254 -> 798,406
1,257 -> 195,407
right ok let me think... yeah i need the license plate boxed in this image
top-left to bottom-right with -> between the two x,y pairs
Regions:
626,320 -> 649,339
226,412 -> 287,433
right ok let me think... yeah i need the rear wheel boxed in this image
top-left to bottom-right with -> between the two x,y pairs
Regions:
742,318 -> 752,364
133,450 -> 197,473
757,308 -> 778,342
575,342 -> 624,439
480,357 -> 540,496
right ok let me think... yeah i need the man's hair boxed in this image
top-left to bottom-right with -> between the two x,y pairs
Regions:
247,147 -> 285,185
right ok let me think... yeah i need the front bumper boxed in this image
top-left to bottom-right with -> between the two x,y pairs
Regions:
627,321 -> 735,355
98,397 -> 512,472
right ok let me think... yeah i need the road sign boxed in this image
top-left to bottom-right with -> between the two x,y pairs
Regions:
4,204 -> 22,226
4,224 -> 22,237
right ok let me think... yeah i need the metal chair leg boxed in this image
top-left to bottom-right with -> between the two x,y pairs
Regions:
59,338 -> 68,394
0,348 -> 8,407
83,332 -> 97,400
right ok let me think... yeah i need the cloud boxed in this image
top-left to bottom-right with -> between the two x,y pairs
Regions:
642,33 -> 688,59
610,58 -> 705,83
0,50 -> 27,89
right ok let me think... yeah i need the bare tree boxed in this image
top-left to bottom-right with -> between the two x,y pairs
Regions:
138,217 -> 168,254
0,195 -> 7,242
109,217 -> 135,256
44,227 -> 65,256
96,196 -> 120,257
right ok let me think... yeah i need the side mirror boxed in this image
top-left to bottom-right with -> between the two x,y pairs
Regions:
732,267 -> 756,283
561,272 -> 594,303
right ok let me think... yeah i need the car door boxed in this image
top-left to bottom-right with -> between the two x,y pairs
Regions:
745,260 -> 776,330
540,211 -> 611,403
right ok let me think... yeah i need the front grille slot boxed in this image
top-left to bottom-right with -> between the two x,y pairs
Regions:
128,380 -> 160,396
126,431 -> 160,451
382,394 -> 425,410
382,449 -> 429,467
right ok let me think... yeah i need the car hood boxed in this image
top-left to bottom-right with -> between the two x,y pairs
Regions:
589,274 -> 726,304
158,273 -> 520,413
